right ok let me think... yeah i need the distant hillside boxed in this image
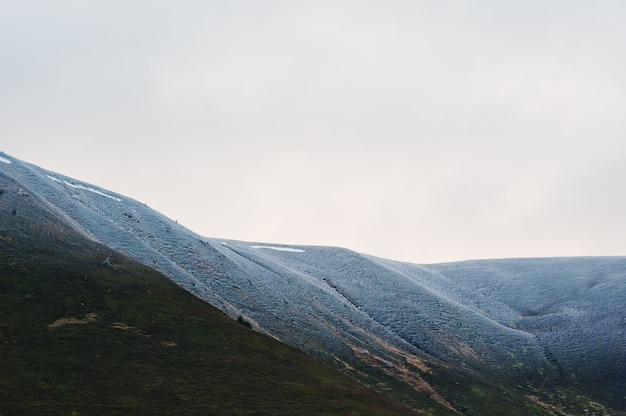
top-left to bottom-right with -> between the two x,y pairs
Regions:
2,152 -> 625,415
0,172 -> 418,415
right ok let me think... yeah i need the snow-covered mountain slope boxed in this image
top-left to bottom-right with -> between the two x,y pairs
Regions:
2,152 -> 625,412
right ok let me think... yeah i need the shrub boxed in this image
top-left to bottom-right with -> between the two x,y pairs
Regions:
237,315 -> 252,328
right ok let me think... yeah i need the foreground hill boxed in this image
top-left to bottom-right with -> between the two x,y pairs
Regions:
2,152 -> 625,415
0,171 -> 418,415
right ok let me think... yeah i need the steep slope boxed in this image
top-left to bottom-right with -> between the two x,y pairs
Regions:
0,168 -> 420,415
2,152 -> 625,415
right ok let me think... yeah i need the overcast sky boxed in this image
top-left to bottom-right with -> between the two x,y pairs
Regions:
2,1 -> 626,263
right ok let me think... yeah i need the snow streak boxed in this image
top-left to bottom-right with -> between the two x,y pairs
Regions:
250,245 -> 305,253
47,175 -> 122,201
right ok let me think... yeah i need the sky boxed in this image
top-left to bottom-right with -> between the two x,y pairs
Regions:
2,1 -> 626,264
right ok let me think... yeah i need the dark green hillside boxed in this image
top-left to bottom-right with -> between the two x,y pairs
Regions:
2,170 -> 623,416
0,179 -> 419,415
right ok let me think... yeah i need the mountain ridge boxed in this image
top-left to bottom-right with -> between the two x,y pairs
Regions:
2,151 -> 625,415
0,170 -> 421,415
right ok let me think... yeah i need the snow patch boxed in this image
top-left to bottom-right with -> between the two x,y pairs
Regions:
251,245 -> 305,253
47,175 -> 122,202
0,155 -> 11,164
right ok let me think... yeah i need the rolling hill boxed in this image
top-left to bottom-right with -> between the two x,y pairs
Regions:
1,152 -> 624,415
0,166 -> 419,415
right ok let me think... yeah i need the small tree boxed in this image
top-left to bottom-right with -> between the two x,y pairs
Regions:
237,315 -> 252,328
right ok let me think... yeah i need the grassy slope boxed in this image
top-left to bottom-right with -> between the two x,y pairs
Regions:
1,174 -> 623,416
0,179 -> 420,415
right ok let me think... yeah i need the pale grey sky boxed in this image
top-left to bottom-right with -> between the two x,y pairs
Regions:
2,1 -> 626,263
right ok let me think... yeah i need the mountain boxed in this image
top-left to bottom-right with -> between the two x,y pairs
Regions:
0,159 -> 419,415
1,152 -> 625,415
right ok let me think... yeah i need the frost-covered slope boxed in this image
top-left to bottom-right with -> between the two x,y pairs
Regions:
2,152 -> 625,413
